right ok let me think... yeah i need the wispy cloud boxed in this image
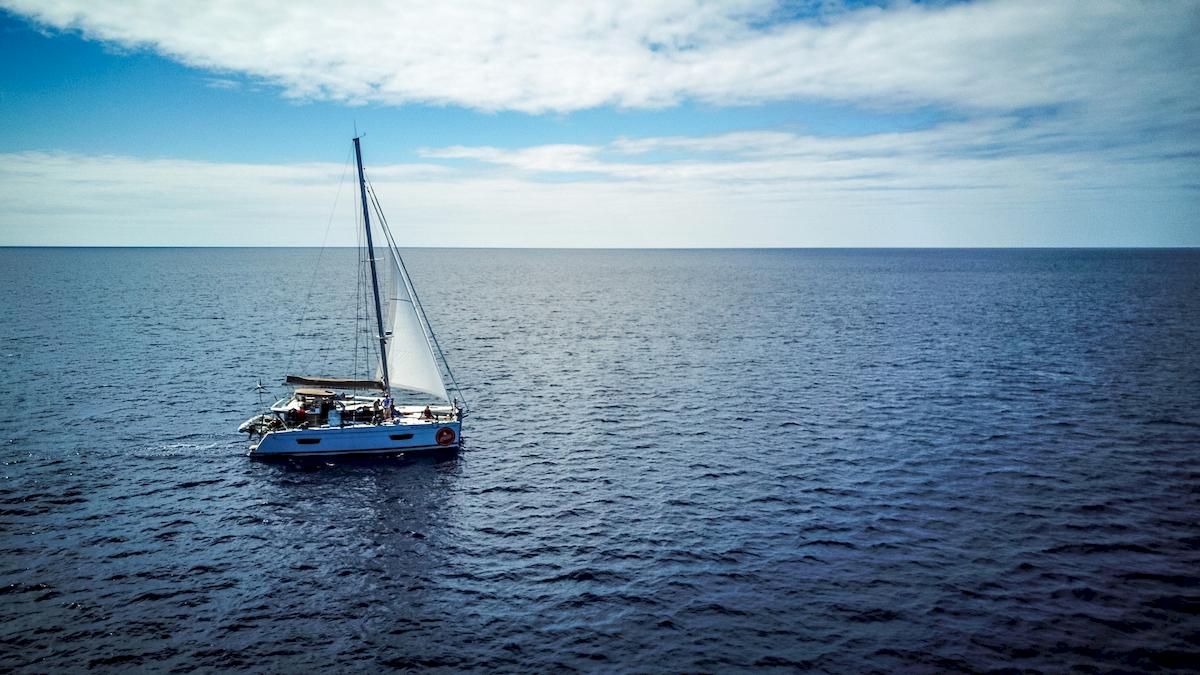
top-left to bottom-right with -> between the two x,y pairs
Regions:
202,77 -> 241,91
3,121 -> 1194,247
420,115 -> 1199,193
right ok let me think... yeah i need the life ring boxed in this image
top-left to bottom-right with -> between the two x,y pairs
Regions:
435,427 -> 456,446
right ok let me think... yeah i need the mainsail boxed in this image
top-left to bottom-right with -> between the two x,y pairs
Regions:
379,242 -> 450,401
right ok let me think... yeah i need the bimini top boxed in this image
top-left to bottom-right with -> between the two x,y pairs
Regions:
293,387 -> 337,398
286,375 -> 385,391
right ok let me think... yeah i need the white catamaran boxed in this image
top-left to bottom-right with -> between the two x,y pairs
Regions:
238,136 -> 465,457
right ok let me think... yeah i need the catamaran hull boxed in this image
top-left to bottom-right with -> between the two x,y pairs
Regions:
249,421 -> 461,457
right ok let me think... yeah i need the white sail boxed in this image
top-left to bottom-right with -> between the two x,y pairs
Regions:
381,246 -> 450,401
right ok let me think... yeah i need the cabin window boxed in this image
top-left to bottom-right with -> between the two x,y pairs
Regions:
390,434 -> 414,441
296,438 -> 321,445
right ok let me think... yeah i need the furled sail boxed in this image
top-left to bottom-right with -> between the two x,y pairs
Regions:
379,245 -> 450,401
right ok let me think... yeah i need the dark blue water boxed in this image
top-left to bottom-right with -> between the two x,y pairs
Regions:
1,248 -> 1198,672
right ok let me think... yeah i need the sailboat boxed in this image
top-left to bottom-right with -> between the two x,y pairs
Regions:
238,136 -> 465,457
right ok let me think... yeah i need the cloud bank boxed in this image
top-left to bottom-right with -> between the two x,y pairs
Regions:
3,114 -> 1195,247
3,0 -> 1197,117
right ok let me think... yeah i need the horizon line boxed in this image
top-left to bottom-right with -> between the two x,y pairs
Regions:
2,245 -> 1198,251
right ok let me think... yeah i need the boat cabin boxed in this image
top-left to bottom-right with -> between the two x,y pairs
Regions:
266,378 -> 458,431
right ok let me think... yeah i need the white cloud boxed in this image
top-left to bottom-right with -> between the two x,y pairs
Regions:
0,152 -> 452,245
202,77 -> 241,90
421,114 -> 1199,193
2,115 -> 1195,247
1,0 -> 1195,246
2,0 -> 1196,119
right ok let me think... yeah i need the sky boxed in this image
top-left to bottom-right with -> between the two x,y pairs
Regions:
0,0 -> 1197,247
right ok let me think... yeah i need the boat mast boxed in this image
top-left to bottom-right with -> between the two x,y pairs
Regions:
353,136 -> 390,394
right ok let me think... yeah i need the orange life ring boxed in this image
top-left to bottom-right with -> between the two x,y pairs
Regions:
435,427 -> 456,446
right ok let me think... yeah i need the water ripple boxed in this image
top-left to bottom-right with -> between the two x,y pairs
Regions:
1,248 -> 1198,671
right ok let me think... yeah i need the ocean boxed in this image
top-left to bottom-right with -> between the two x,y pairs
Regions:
1,247 -> 1198,671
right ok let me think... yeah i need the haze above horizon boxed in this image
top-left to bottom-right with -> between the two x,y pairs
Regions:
1,1 -> 1197,247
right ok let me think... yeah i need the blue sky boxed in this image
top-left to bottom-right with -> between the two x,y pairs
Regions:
0,0 -> 1197,247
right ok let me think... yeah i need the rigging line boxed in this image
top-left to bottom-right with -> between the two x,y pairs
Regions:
284,146 -> 354,379
354,190 -> 377,388
352,199 -> 364,383
365,177 -> 469,408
